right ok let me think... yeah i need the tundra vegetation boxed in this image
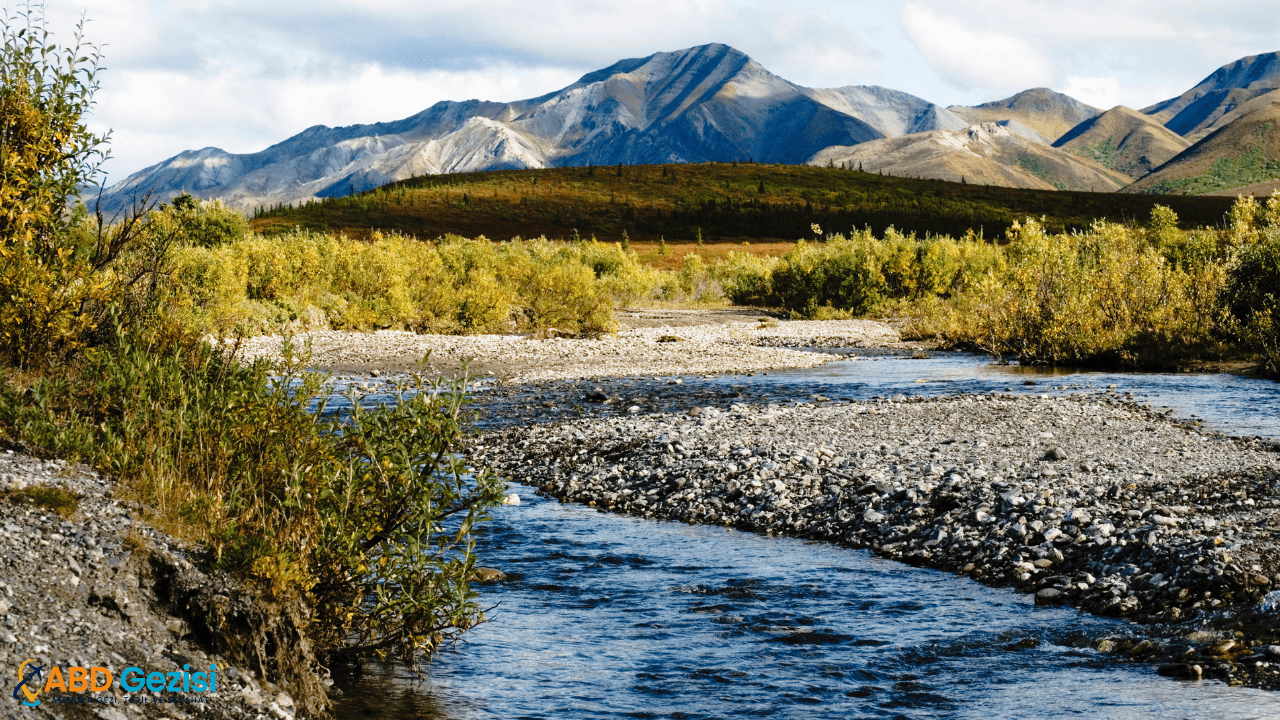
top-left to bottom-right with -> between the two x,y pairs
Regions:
185,188 -> 1280,376
0,7 -> 507,708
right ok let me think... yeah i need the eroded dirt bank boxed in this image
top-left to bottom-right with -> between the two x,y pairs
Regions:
0,448 -> 328,719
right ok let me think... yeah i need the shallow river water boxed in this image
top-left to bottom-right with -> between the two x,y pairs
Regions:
332,353 -> 1280,719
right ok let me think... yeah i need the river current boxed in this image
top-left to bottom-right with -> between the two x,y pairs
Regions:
332,353 -> 1280,719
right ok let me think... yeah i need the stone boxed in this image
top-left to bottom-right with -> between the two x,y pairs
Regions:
1035,588 -> 1064,604
501,493 -> 521,506
470,568 -> 507,583
1207,640 -> 1237,657
1156,664 -> 1202,680
1064,509 -> 1091,525
1044,447 -> 1069,461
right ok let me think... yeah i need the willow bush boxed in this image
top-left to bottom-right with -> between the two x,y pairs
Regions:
0,328 -> 507,671
0,7 -> 113,368
164,227 -> 660,337
720,227 -> 1003,318
1223,195 -> 1280,374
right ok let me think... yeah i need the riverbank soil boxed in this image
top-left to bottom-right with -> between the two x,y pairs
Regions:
0,446 -> 327,719
472,391 -> 1280,690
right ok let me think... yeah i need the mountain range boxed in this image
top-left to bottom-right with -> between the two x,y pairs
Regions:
95,44 -> 1280,214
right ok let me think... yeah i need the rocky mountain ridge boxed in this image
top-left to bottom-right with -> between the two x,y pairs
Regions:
96,45 -> 1280,212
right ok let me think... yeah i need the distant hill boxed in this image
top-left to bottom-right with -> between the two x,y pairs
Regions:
1204,179 -> 1280,198
949,88 -> 1101,142
1143,51 -> 1280,138
1053,106 -> 1191,178
1123,98 -> 1280,195
248,165 -> 1238,249
806,122 -> 1129,191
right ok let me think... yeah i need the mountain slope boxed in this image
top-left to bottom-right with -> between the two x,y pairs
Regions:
1198,87 -> 1280,136
949,88 -> 1101,142
1123,96 -> 1280,195
96,44 -> 884,213
802,85 -> 969,137
1142,51 -> 1280,137
807,122 -> 1131,191
1053,106 -> 1191,178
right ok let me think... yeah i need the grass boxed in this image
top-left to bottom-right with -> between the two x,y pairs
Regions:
251,164 -> 1239,246
630,240 -> 796,271
3,483 -> 80,516
1070,136 -> 1120,171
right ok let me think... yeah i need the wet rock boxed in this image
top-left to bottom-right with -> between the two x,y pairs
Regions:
471,568 -> 507,583
1036,588 -> 1064,604
1157,663 -> 1203,680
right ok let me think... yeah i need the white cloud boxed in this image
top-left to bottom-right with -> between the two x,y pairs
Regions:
900,3 -> 1057,93
1060,75 -> 1179,112
1059,75 -> 1125,110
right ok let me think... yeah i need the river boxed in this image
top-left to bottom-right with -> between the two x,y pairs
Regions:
331,352 -> 1280,719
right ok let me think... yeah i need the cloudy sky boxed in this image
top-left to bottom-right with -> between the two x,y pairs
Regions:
36,0 -> 1280,181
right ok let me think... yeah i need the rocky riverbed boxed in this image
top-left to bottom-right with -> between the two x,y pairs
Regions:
471,390 -> 1280,689
0,446 -> 323,719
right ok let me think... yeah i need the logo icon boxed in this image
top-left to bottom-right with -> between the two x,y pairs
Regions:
13,659 -> 43,707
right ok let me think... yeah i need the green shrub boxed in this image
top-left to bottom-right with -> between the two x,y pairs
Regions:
0,328 -> 506,665
0,9 -> 113,368
156,193 -> 250,248
1224,208 -> 1280,375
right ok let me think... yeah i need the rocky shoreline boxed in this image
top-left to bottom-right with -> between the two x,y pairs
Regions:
470,390 -> 1280,689
0,446 -> 323,719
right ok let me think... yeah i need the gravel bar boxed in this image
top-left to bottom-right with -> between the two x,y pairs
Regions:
235,318 -> 902,383
473,391 -> 1280,688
